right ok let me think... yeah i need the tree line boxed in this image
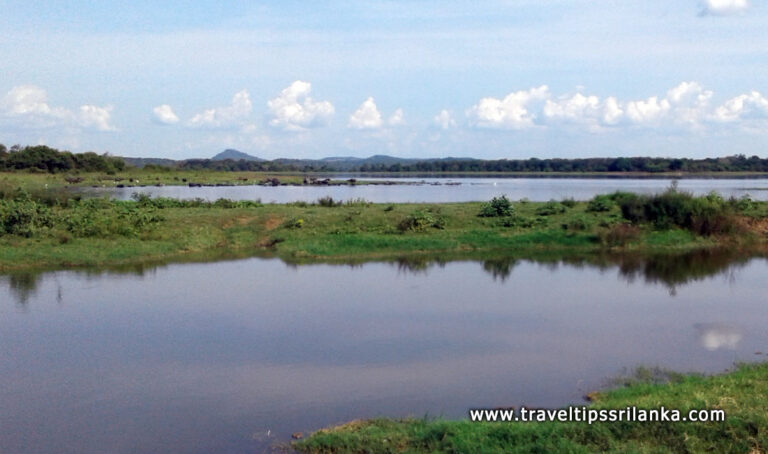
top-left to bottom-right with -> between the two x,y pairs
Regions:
2,143 -> 767,174
0,144 -> 126,174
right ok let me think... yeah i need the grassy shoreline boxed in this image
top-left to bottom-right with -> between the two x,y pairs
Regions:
0,194 -> 765,272
293,361 -> 768,453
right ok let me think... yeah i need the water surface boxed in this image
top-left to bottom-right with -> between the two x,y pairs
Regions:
1,252 -> 766,453
82,177 -> 768,203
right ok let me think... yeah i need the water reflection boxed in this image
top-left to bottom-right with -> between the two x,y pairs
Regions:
1,251 -> 766,453
695,323 -> 743,351
3,249 -> 761,307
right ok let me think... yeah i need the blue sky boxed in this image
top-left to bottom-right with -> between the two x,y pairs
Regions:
1,0 -> 767,159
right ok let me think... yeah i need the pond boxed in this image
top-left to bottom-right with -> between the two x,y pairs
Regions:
81,177 -> 768,203
1,251 -> 766,453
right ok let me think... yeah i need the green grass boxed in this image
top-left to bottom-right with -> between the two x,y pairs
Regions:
294,361 -> 768,454
0,195 -> 764,271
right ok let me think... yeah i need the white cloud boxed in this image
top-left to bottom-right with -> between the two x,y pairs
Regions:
466,85 -> 549,129
711,91 -> 768,122
348,97 -> 384,130
388,108 -> 404,126
434,109 -> 457,130
78,105 -> 115,131
267,80 -> 334,131
1,85 -> 115,131
152,104 -> 179,125
625,96 -> 671,124
188,89 -> 252,128
463,81 -> 762,132
602,97 -> 624,125
543,93 -> 605,130
701,0 -> 749,16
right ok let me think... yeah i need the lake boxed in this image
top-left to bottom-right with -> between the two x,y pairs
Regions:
1,251 -> 766,453
81,177 -> 768,203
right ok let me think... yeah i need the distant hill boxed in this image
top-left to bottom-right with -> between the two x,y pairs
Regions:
211,149 -> 264,162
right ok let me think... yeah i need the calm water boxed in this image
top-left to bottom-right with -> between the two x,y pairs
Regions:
82,177 -> 768,203
1,252 -> 766,453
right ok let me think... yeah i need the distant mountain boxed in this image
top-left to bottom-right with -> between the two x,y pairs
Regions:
120,152 -> 477,170
211,149 -> 264,162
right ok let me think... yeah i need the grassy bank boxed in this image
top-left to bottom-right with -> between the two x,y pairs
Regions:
0,189 -> 765,271
293,361 -> 768,453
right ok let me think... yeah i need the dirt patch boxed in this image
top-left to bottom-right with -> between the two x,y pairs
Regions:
222,216 -> 256,229
748,217 -> 768,235
264,216 -> 283,231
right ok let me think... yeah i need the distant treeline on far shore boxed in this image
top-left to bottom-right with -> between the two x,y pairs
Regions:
2,143 -> 768,174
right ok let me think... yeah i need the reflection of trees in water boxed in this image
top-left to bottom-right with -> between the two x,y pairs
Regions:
395,256 -> 447,274
5,273 -> 41,308
482,258 -> 519,281
389,248 -> 759,294
614,249 -> 751,294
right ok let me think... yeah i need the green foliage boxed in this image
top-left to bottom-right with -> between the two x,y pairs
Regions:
561,215 -> 590,231
0,145 -> 125,173
479,195 -> 514,217
398,210 -> 446,232
282,217 -> 304,229
317,196 -> 343,207
535,200 -> 566,216
0,191 -> 54,237
618,188 -> 740,235
296,362 -> 768,454
560,197 -> 576,208
586,194 -> 614,212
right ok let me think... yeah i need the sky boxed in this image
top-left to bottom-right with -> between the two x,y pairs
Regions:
1,0 -> 767,160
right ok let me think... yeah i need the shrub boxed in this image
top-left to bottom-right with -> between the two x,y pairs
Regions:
617,188 -> 739,236
398,210 -> 446,232
562,215 -> 590,231
479,195 -> 514,217
587,194 -> 614,212
317,196 -> 343,207
282,218 -> 304,229
0,192 -> 54,237
560,197 -> 576,208
600,223 -> 641,246
536,200 -> 566,216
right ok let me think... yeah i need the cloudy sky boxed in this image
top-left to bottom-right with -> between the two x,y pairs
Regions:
1,0 -> 767,159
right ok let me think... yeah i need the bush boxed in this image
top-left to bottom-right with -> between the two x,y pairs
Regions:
282,218 -> 304,229
587,194 -> 614,212
317,196 -> 343,207
560,197 -> 576,208
536,200 -> 566,216
398,210 -> 446,232
600,223 -> 641,246
0,192 -> 53,237
617,188 -> 739,236
479,195 -> 514,217
562,215 -> 590,231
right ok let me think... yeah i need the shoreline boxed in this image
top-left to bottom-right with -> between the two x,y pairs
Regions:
293,361 -> 768,453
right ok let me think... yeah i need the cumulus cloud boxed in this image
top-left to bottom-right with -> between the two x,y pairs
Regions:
466,85 -> 549,129
388,108 -> 405,126
267,81 -> 334,131
434,109 -> 457,130
152,104 -> 179,125
348,97 -> 384,130
625,96 -> 671,124
1,85 -> 116,131
188,90 -> 252,128
464,81 -> 767,132
700,0 -> 749,16
711,91 -> 768,122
